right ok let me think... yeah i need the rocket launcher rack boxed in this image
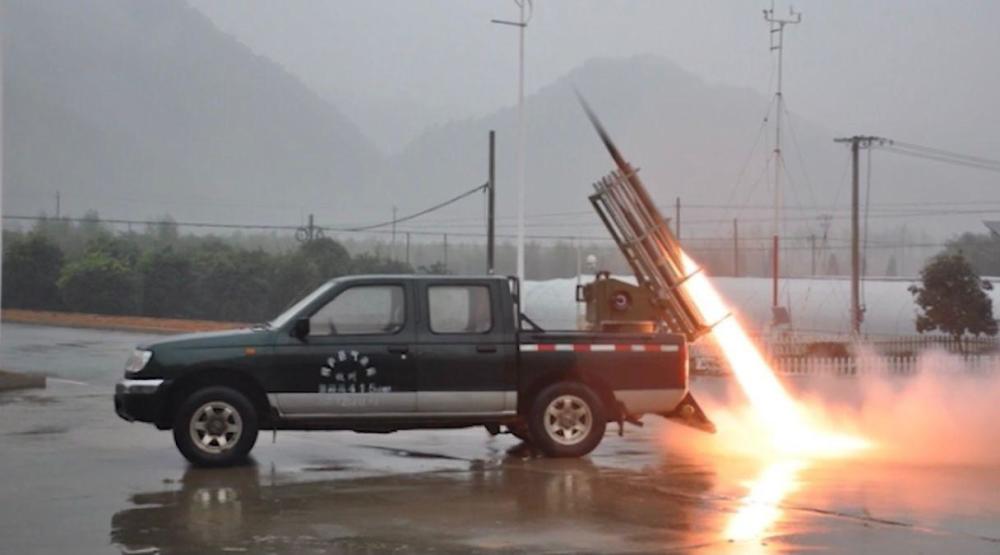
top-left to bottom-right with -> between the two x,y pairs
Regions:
580,95 -> 714,343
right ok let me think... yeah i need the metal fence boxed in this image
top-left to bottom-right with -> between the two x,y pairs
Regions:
694,354 -> 1000,377
759,334 -> 999,358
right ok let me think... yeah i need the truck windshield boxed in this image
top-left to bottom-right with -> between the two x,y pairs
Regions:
268,282 -> 335,329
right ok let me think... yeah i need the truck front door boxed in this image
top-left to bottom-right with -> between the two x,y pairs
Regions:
273,281 -> 416,417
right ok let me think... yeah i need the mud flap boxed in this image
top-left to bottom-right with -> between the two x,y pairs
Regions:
660,392 -> 716,434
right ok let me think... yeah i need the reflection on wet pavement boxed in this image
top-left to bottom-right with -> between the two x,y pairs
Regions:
2,326 -> 1000,554
725,459 -> 806,544
111,456 -> 719,554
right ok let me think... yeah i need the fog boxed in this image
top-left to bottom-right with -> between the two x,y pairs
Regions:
4,0 -> 1000,275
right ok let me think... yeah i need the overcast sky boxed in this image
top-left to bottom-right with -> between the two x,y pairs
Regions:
189,0 -> 1000,155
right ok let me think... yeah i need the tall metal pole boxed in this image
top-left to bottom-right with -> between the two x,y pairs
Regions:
850,139 -> 860,335
516,0 -> 526,297
55,191 -> 61,218
487,130 -> 496,274
674,197 -> 681,239
391,206 -> 397,261
733,218 -> 739,277
835,135 -> 888,335
491,1 -> 531,300
810,233 -> 817,276
443,233 -> 448,272
763,2 -> 801,315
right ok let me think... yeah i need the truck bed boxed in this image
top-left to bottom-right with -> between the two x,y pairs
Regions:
517,331 -> 688,416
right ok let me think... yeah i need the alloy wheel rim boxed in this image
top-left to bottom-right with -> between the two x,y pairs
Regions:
544,394 -> 593,446
189,401 -> 243,454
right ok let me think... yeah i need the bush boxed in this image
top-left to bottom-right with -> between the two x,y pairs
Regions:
2,233 -> 65,310
191,243 -> 273,322
139,247 -> 196,317
58,252 -> 139,315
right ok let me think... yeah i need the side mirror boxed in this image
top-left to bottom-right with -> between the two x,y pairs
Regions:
291,317 -> 310,340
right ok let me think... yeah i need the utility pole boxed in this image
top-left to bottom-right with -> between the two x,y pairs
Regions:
733,218 -> 739,277
810,233 -> 817,276
675,197 -> 681,239
763,1 -> 801,319
487,130 -> 496,274
55,191 -> 61,218
391,206 -> 397,261
442,233 -> 449,273
405,232 -> 411,267
492,0 -> 531,303
834,135 -> 889,335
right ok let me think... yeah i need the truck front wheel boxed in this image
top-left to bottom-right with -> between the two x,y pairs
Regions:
173,386 -> 259,467
528,382 -> 606,458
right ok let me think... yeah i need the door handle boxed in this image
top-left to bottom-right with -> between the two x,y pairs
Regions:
387,346 -> 409,355
476,345 -> 498,353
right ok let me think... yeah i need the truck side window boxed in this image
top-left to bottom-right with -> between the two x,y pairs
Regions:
428,285 -> 492,334
309,285 -> 405,336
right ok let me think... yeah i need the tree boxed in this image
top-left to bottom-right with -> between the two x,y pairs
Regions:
268,251 -> 322,315
417,261 -> 450,275
351,253 -> 413,274
58,252 -> 139,315
85,235 -> 141,268
2,233 -> 65,309
299,237 -> 351,280
908,252 -> 998,341
139,247 -> 195,317
146,215 -> 179,245
191,243 -> 273,322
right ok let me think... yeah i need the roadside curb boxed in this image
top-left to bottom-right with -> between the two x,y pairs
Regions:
2,309 -> 244,335
0,370 -> 46,392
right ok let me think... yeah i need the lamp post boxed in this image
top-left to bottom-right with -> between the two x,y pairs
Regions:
492,0 -> 532,305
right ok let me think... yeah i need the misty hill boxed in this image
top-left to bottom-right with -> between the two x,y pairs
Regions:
2,0 -> 382,225
378,55 -> 845,243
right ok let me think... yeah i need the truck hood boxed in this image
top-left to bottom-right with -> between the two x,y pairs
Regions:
140,327 -> 271,351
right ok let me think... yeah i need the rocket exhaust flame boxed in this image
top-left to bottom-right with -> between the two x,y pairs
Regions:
577,92 -> 871,541
679,250 -> 871,456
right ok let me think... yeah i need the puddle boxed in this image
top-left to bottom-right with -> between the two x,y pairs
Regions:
358,445 -> 469,461
11,425 -> 68,436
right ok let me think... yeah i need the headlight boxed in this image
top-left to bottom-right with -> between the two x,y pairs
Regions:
124,349 -> 153,376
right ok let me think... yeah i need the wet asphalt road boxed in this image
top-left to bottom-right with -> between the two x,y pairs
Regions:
2,322 -> 999,554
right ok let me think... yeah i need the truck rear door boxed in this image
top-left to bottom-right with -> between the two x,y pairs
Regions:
414,279 -> 516,415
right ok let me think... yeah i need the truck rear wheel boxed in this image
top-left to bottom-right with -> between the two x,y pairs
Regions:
173,386 -> 259,468
528,382 -> 606,458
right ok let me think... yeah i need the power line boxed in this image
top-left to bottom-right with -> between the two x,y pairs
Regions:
881,146 -> 1000,174
347,182 -> 488,231
890,140 -> 1000,168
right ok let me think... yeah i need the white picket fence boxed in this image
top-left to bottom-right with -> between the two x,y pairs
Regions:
760,335 -> 999,358
694,354 -> 1000,377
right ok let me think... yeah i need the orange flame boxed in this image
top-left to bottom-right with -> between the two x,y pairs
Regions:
676,251 -> 871,541
724,459 -> 806,543
679,251 -> 871,456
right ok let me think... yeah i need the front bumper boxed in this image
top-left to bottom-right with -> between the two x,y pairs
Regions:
114,379 -> 168,424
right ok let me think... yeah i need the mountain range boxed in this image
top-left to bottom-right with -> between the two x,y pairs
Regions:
2,0 -> 860,243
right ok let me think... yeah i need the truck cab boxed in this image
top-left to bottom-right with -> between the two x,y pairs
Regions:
116,275 -> 706,467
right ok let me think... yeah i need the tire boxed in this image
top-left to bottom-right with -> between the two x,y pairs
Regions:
173,386 -> 259,468
527,382 -> 606,458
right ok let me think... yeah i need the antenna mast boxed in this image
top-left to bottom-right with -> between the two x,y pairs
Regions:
763,1 -> 801,325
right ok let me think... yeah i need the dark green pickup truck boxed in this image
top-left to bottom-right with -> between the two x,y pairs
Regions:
115,275 -> 711,467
